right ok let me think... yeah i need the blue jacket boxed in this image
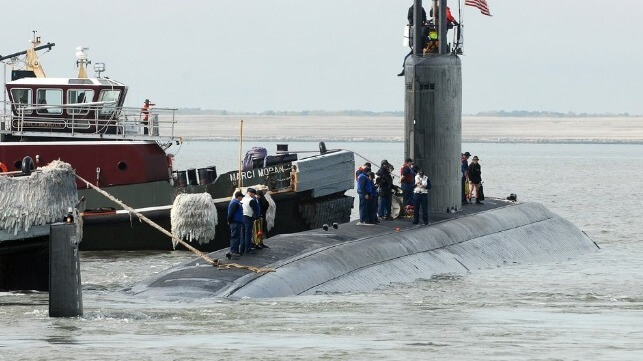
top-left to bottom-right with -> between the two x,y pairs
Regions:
357,172 -> 369,195
368,180 -> 377,197
227,198 -> 244,223
461,159 -> 468,177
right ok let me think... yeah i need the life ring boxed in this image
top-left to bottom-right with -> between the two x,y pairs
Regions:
0,162 -> 8,173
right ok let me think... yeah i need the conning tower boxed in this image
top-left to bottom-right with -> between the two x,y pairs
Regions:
404,0 -> 462,213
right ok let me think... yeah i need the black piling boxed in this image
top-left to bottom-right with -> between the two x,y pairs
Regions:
49,222 -> 83,317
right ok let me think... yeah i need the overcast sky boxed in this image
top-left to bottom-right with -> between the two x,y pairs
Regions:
2,0 -> 641,114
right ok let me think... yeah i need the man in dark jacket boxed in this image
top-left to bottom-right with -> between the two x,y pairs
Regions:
407,4 -> 427,25
398,4 -> 429,76
376,160 -> 394,220
356,167 -> 371,225
255,190 -> 270,249
467,156 -> 483,204
226,191 -> 244,259
368,171 -> 379,224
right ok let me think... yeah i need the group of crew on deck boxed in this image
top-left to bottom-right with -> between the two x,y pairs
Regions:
224,152 -> 484,258
356,153 -> 484,226
356,158 -> 432,226
225,187 -> 270,260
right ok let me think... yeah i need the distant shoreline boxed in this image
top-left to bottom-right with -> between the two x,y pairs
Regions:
176,109 -> 639,118
171,115 -> 643,144
182,136 -> 643,145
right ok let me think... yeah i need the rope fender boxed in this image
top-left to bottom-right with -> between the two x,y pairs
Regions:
75,174 -> 273,274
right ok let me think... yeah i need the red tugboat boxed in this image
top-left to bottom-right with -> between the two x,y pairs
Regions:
1,35 -> 355,252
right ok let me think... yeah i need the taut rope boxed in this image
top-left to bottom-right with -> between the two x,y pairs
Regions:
75,174 -> 273,273
350,150 -> 400,179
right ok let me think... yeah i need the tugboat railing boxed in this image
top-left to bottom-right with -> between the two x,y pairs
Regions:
0,100 -> 178,142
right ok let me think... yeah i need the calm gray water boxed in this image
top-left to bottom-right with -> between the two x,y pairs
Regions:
1,141 -> 642,360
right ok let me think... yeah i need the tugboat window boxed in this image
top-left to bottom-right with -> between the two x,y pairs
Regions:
117,161 -> 127,170
10,88 -> 32,114
36,88 -> 63,114
68,89 -> 94,115
98,89 -> 121,116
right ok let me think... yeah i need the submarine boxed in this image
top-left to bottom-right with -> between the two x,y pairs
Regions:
132,201 -> 598,299
132,0 -> 599,300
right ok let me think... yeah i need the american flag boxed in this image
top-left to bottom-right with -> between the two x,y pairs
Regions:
465,0 -> 492,16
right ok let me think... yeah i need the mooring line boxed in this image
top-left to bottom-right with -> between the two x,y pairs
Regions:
348,150 -> 400,179
75,174 -> 273,273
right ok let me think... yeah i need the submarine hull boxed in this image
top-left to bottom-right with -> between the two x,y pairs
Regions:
133,201 -> 598,299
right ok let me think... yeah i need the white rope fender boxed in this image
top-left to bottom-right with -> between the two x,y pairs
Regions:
171,193 -> 217,247
0,160 -> 77,234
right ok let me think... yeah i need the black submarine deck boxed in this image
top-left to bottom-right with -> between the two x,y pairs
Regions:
132,198 -> 598,299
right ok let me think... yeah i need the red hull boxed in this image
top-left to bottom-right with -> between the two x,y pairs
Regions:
0,141 -> 169,188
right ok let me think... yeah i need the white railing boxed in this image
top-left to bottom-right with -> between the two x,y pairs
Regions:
0,101 -> 178,141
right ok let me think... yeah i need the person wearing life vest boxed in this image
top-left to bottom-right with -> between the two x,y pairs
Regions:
140,98 -> 155,135
400,158 -> 416,207
355,162 -> 371,180
226,191 -> 245,259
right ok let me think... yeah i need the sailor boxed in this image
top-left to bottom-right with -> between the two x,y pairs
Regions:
429,6 -> 459,28
140,98 -> 155,135
376,160 -> 394,220
241,188 -> 261,254
413,170 -> 431,225
407,3 -> 427,25
398,3 -> 429,76
356,166 -> 372,225
461,152 -> 471,204
226,191 -> 245,259
467,156 -> 483,204
355,162 -> 371,180
254,190 -> 270,249
400,158 -> 416,207
368,171 -> 379,224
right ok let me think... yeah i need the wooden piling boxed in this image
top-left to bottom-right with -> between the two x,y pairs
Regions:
49,222 -> 83,317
